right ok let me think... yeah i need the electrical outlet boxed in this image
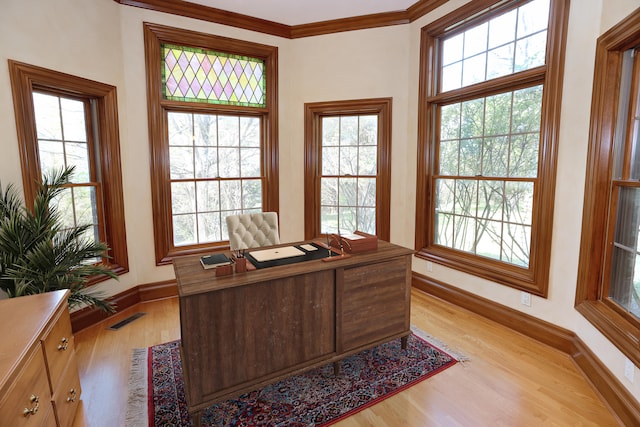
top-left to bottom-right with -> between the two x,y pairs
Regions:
625,358 -> 635,383
521,292 -> 531,307
426,261 -> 433,272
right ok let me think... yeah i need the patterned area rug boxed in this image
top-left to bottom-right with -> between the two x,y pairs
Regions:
126,329 -> 459,426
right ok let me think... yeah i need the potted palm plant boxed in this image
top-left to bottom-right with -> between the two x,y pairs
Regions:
0,166 -> 116,312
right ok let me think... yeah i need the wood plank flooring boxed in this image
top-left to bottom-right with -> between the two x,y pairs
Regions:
70,288 -> 620,426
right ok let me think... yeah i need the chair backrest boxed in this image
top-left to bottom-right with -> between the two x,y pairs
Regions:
225,212 -> 280,250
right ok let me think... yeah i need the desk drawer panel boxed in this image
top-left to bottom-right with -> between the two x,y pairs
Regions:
42,307 -> 74,389
52,352 -> 81,427
0,347 -> 53,427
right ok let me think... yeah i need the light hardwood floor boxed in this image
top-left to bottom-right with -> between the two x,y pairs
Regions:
71,289 -> 620,426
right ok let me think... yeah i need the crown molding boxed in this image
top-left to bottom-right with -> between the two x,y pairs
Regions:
114,0 -> 450,39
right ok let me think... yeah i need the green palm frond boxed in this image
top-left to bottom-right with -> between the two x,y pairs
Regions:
0,166 -> 117,313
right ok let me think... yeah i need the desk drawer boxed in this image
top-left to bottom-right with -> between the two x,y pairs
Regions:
0,347 -> 53,427
52,352 -> 81,427
42,308 -> 74,390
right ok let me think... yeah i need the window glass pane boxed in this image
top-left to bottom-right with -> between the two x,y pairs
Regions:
173,214 -> 196,246
339,146 -> 358,175
509,134 -> 539,177
459,138 -> 482,176
339,177 -> 357,206
38,140 -> 66,175
461,99 -> 484,138
488,10 -> 517,49
60,98 -> 87,142
439,140 -> 459,175
194,114 -> 217,147
322,117 -> 340,145
464,22 -> 488,57
169,147 -> 194,179
462,54 -> 487,87
357,178 -> 376,206
476,219 -> 503,261
515,31 -> 547,72
321,206 -> 338,234
218,116 -> 240,146
196,181 -> 219,212
435,213 -> 454,246
358,115 -> 377,145
168,112 -> 193,146
242,179 -> 262,209
454,179 -> 477,216
435,179 -> 455,214
482,137 -> 509,177
73,186 -> 98,229
218,148 -> 240,177
65,143 -> 90,183
487,44 -> 515,81
485,92 -> 512,136
240,147 -> 261,177
240,117 -> 260,147
441,104 -> 461,140
503,223 -> 531,266
195,147 -> 218,179
52,188 -> 75,230
478,180 -> 504,221
162,44 -> 266,107
220,180 -> 242,211
340,116 -> 358,146
442,33 -> 463,66
197,212 -> 220,243
454,216 -> 476,252
321,177 -> 338,206
356,207 -> 376,235
322,147 -> 339,175
505,181 -> 534,225
517,0 -> 550,38
33,93 -> 62,140
171,181 -> 195,214
358,146 -> 377,175
442,62 -> 463,92
339,205 -> 357,233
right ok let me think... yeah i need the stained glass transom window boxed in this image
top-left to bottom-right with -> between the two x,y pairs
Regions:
162,44 -> 266,108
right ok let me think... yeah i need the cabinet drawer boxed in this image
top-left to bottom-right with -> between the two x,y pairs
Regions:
52,352 -> 81,427
42,308 -> 74,389
0,347 -> 53,427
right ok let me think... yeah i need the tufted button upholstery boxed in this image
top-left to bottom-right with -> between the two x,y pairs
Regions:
226,212 -> 280,250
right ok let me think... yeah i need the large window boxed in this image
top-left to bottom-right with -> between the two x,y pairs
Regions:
8,61 -> 128,279
415,0 -> 569,296
144,23 -> 279,264
304,99 -> 391,240
576,8 -> 640,367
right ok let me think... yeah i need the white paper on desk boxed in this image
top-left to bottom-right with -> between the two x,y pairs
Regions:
342,233 -> 366,240
250,246 -> 306,262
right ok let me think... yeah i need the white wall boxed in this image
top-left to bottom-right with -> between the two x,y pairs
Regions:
1,0 -> 639,405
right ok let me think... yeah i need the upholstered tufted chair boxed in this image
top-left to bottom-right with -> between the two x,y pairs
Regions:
225,212 -> 281,250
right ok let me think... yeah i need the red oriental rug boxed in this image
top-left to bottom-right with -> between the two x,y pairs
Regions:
125,329 -> 460,426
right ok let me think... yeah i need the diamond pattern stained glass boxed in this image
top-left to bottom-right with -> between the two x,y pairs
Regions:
162,44 -> 266,108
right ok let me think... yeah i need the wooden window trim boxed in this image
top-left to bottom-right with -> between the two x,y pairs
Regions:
414,0 -> 570,297
144,23 -> 279,265
576,8 -> 640,366
303,98 -> 392,241
8,60 -> 129,281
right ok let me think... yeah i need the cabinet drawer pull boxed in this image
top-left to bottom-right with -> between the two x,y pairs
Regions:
66,388 -> 77,403
22,394 -> 39,416
57,337 -> 69,351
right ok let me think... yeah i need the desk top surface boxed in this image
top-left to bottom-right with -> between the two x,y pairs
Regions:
173,240 -> 413,297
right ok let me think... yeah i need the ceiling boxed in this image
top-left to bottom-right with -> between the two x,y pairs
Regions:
185,0 -> 419,26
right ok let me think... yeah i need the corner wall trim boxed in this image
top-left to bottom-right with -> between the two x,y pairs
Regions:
412,271 -> 640,427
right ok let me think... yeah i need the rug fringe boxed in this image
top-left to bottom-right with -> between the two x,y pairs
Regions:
411,326 -> 470,364
125,348 -> 149,427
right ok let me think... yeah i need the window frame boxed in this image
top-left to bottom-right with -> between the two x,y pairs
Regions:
8,60 -> 129,281
303,98 -> 392,241
576,8 -> 640,367
415,0 -> 569,297
144,23 -> 279,265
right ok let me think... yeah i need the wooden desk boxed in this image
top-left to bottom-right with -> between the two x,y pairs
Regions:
173,240 -> 413,425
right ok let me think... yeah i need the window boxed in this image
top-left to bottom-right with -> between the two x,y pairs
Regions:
304,99 -> 391,240
415,0 -> 569,296
8,60 -> 128,279
576,8 -> 640,366
144,23 -> 279,265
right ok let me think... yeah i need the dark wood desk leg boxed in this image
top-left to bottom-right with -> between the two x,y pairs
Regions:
401,335 -> 408,349
191,409 -> 202,427
333,361 -> 341,375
